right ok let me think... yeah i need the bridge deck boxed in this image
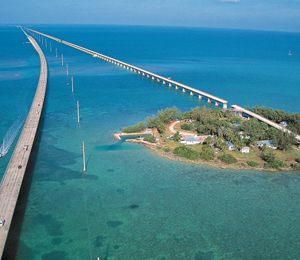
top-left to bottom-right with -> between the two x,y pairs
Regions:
25,28 -> 228,108
232,105 -> 300,142
0,28 -> 47,258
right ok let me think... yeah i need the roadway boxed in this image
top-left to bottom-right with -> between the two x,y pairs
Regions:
0,27 -> 47,258
25,27 -> 228,109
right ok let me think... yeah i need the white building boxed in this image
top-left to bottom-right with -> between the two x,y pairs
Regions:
240,146 -> 250,154
180,136 -> 201,145
226,141 -> 235,151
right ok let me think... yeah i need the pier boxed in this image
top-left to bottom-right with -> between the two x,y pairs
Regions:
231,105 -> 300,142
25,28 -> 228,109
0,27 -> 47,258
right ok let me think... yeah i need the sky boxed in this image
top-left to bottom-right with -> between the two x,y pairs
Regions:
0,0 -> 300,32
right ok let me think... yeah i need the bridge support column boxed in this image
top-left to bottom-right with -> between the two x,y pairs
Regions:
130,68 -> 133,71
199,95 -> 202,99
169,83 -> 172,87
152,76 -> 155,80
175,85 -> 179,90
215,101 -> 219,107
134,69 -> 137,73
147,74 -> 150,78
127,67 -> 130,70
223,103 -> 227,110
157,78 -> 160,83
207,98 -> 211,103
163,80 -> 166,85
138,71 -> 141,74
182,88 -> 186,93
143,73 -> 145,76
190,91 -> 193,96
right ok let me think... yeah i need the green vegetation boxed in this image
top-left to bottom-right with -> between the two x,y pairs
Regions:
173,131 -> 182,142
199,146 -> 215,161
122,122 -> 145,133
260,149 -> 286,169
218,154 -> 237,164
292,163 -> 300,170
173,146 -> 199,160
248,105 -> 300,135
163,147 -> 171,152
144,135 -> 156,143
180,123 -> 191,130
120,105 -> 300,170
247,161 -> 259,167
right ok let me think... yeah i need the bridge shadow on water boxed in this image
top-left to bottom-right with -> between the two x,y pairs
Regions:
2,111 -> 46,260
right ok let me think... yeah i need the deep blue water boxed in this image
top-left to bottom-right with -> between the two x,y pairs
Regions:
1,25 -> 300,260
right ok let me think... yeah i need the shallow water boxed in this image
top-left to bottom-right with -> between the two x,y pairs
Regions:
1,25 -> 300,259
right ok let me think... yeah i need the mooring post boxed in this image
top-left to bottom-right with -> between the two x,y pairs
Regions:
71,76 -> 74,92
66,63 -> 69,76
61,54 -> 64,66
77,100 -> 80,123
82,141 -> 86,172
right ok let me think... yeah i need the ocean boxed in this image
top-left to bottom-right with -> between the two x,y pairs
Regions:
1,25 -> 300,259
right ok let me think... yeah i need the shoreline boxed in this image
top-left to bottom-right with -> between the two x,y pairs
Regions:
117,137 -> 295,172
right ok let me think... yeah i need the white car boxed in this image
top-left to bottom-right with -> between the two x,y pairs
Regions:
0,219 -> 5,227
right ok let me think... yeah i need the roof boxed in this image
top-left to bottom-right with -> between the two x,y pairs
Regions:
241,146 -> 250,150
184,136 -> 199,142
257,140 -> 275,146
226,141 -> 234,146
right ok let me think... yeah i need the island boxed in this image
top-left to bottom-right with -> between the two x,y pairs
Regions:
113,106 -> 300,171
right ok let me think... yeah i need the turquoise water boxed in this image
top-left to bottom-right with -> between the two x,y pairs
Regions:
1,25 -> 300,259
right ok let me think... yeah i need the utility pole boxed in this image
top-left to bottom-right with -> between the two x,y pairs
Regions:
82,141 -> 86,172
71,76 -> 74,92
61,54 -> 63,66
77,100 -> 80,123
66,63 -> 69,76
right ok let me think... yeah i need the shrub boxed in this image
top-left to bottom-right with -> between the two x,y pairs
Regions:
163,147 -> 171,152
265,159 -> 286,170
199,148 -> 215,161
247,161 -> 259,167
173,146 -> 200,160
181,124 -> 191,130
292,163 -> 300,170
122,122 -> 145,133
260,149 -> 276,163
218,154 -> 237,164
144,135 -> 156,143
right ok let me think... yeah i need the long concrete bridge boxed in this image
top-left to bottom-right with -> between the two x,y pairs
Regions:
0,27 -> 47,258
25,28 -> 228,109
232,105 -> 300,142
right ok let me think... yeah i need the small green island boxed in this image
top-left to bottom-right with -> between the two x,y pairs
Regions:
113,106 -> 300,171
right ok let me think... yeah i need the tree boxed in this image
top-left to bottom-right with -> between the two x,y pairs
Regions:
173,131 -> 182,142
145,116 -> 157,128
122,122 -> 145,133
273,131 -> 295,151
260,149 -> 276,163
205,136 -> 214,147
157,106 -> 179,123
155,118 -> 165,134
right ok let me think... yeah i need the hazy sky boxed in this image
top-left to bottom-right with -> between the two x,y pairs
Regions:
1,0 -> 300,32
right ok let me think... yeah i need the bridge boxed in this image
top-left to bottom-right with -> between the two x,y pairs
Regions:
0,27 -> 47,258
25,28 -> 228,109
232,105 -> 300,142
